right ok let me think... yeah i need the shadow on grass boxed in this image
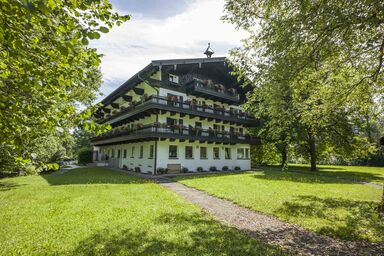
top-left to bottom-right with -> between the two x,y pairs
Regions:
276,195 -> 384,243
70,212 -> 284,256
42,167 -> 149,186
0,181 -> 24,191
260,165 -> 384,184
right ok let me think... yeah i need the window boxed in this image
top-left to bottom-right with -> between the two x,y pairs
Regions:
149,145 -> 154,159
111,149 -> 115,158
185,146 -> 193,159
169,145 -> 178,158
131,146 -> 135,158
117,149 -> 121,158
200,147 -> 207,159
225,148 -> 231,159
139,145 -> 143,158
237,148 -> 244,159
169,74 -> 179,84
123,149 -> 127,158
237,148 -> 249,159
213,147 -> 220,159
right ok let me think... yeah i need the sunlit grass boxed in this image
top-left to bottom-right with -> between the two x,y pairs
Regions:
0,167 -> 282,255
175,166 -> 384,243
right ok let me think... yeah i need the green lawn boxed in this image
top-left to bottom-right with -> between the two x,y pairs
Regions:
0,167 -> 282,256
263,164 -> 384,185
175,165 -> 384,243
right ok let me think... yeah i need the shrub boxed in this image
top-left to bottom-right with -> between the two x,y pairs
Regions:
78,149 -> 93,165
24,164 -> 37,175
196,166 -> 203,172
134,167 -> 141,173
122,165 -> 128,170
222,166 -> 229,171
157,168 -> 168,175
209,166 -> 217,172
234,166 -> 241,171
182,167 -> 189,173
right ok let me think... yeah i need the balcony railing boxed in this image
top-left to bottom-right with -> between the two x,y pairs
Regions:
100,95 -> 257,126
185,79 -> 239,103
91,123 -> 260,145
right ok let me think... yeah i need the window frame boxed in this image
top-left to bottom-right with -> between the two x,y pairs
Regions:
185,146 -> 193,159
117,149 -> 121,158
225,147 -> 231,159
200,146 -> 207,159
131,146 -> 135,158
149,145 -> 154,159
213,147 -> 220,159
169,145 -> 178,159
139,145 -> 144,159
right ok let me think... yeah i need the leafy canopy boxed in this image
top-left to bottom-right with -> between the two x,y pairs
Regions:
0,0 -> 129,172
223,0 -> 384,169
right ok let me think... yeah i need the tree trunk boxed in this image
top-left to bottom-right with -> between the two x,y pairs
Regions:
379,185 -> 384,215
308,132 -> 317,171
281,144 -> 288,171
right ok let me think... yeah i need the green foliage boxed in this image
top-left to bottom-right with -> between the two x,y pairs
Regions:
0,1 -> 128,173
77,149 -> 93,165
223,0 -> 384,170
209,166 -> 217,172
251,144 -> 281,166
156,168 -> 167,175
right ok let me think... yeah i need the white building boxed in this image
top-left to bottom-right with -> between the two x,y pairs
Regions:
91,57 -> 259,174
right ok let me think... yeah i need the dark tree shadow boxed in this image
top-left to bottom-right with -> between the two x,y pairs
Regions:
259,165 -> 384,184
0,181 -> 24,191
70,212 -> 285,256
276,195 -> 384,243
42,167 -> 149,186
250,170 -> 358,185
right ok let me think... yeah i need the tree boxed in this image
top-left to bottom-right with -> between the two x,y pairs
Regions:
223,0 -> 384,171
0,1 -> 128,173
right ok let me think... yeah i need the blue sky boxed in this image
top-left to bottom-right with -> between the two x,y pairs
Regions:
92,0 -> 245,102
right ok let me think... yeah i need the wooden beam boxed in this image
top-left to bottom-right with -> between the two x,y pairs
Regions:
133,87 -> 145,95
122,95 -> 132,102
111,102 -> 119,109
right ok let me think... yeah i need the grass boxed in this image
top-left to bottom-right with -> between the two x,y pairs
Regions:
174,165 -> 384,243
263,164 -> 384,185
0,167 -> 283,256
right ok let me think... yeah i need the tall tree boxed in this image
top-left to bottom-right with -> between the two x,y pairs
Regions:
0,1 -> 128,173
224,0 -> 384,171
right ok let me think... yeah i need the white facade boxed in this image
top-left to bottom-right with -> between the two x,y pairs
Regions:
94,140 -> 250,174
92,57 -> 257,175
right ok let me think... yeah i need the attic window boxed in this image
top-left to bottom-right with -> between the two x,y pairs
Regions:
169,74 -> 179,84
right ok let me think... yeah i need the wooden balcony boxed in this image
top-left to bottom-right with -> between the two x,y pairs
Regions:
91,124 -> 260,146
98,96 -> 258,127
185,80 -> 239,104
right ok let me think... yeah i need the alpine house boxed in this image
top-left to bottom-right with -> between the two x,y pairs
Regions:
91,49 -> 259,174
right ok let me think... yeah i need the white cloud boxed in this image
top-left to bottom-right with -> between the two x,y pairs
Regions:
91,0 -> 245,101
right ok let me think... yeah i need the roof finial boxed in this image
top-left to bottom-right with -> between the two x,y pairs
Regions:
204,43 -> 214,58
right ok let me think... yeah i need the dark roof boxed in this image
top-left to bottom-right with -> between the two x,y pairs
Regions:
101,57 -> 228,106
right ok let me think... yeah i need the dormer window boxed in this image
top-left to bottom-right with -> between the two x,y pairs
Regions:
169,74 -> 179,84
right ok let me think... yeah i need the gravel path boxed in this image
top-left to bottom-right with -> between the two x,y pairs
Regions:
155,177 -> 384,256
